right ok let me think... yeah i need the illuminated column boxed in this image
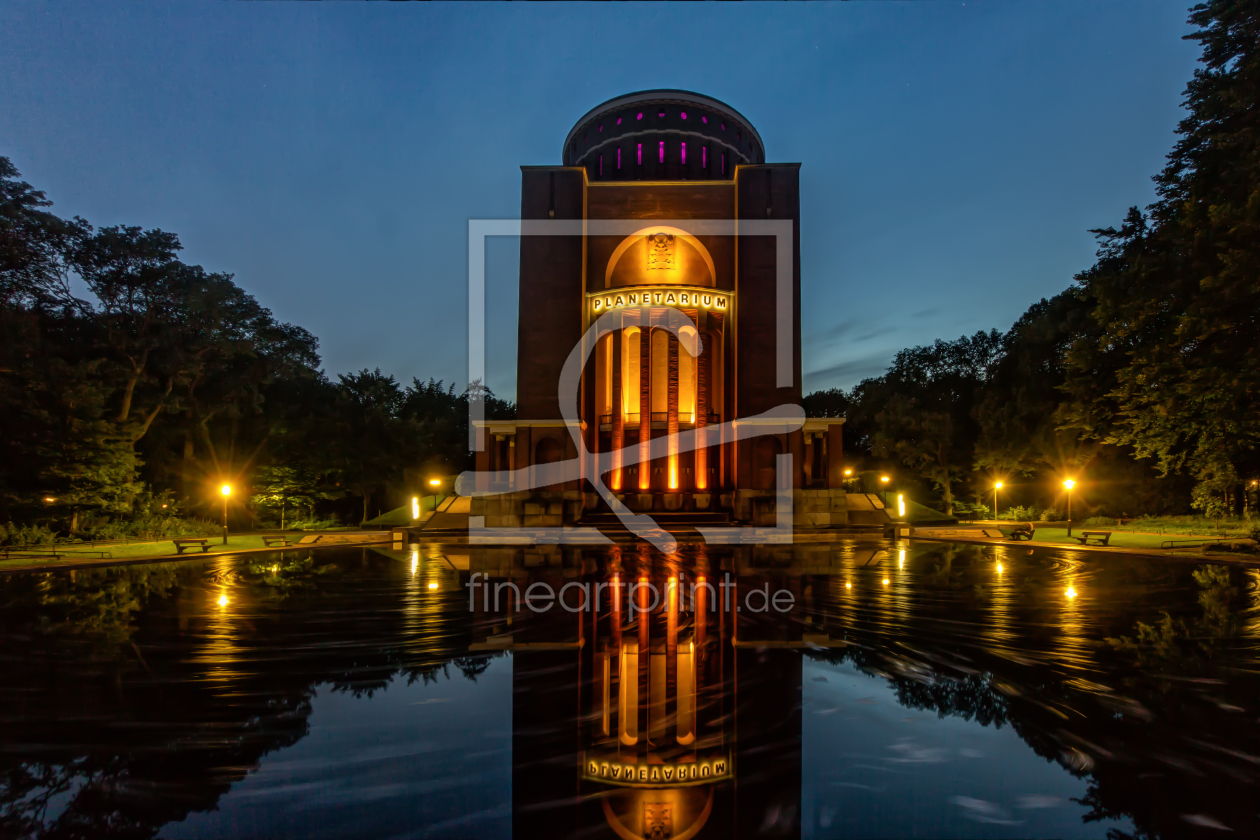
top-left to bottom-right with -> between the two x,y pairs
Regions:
639,325 -> 652,491
696,325 -> 710,490
619,639 -> 639,745
611,321 -> 624,491
667,330 -> 679,490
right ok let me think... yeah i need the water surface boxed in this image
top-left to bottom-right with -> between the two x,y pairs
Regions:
1,541 -> 1256,839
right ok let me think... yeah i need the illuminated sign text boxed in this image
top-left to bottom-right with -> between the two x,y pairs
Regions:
582,754 -> 731,788
591,288 -> 729,315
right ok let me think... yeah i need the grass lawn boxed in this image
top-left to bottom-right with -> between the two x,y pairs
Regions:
0,535 -> 291,570
1029,527 -> 1199,550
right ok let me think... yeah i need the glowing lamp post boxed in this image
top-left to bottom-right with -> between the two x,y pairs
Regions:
880,475 -> 890,505
427,478 -> 443,520
994,481 -> 1003,520
220,484 -> 232,544
1063,479 -> 1076,537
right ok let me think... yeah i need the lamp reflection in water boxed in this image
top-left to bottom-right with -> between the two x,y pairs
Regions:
987,547 -> 1015,648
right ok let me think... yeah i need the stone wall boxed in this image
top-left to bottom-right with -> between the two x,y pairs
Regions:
469,490 -> 584,528
733,488 -> 850,527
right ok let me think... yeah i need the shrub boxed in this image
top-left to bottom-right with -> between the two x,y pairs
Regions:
1040,508 -> 1066,522
77,515 -> 219,541
1085,516 -> 1117,526
0,522 -> 63,546
287,517 -> 342,531
998,505 -> 1039,522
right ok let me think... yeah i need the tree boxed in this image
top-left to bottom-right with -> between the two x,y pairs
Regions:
857,331 -> 1002,514
320,369 -> 416,523
973,291 -> 1096,476
1062,0 -> 1260,515
0,157 -> 86,308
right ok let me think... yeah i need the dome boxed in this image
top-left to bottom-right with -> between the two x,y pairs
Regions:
562,89 -> 764,182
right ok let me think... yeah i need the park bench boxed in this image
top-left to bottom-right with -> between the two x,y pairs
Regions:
1006,524 -> 1035,541
262,536 -> 294,548
1075,530 -> 1112,546
172,538 -> 212,555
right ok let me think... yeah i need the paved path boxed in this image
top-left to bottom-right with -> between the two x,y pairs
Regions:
0,532 -> 391,575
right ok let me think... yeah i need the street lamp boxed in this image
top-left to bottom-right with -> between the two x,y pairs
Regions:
880,475 -> 890,505
220,484 -> 232,545
1063,478 -> 1076,537
427,477 -> 443,519
994,481 -> 1003,520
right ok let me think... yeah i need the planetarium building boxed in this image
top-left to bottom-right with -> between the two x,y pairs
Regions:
473,90 -> 848,528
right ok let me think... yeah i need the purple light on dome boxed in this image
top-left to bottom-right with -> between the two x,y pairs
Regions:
637,112 -> 643,120
617,148 -> 622,169
637,143 -> 642,165
736,131 -> 741,140
659,141 -> 664,163
617,117 -> 622,125
681,142 -> 686,164
702,115 -> 708,124
702,146 -> 707,168
658,111 -> 665,118
681,111 -> 687,120
598,124 -> 603,132
721,122 -> 726,131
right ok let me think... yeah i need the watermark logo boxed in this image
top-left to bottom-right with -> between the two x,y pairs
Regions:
466,572 -> 796,614
457,219 -> 801,550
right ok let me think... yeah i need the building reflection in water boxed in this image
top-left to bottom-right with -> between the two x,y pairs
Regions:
464,543 -> 835,840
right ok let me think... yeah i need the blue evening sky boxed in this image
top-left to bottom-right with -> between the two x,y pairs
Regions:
1,2 -> 1199,399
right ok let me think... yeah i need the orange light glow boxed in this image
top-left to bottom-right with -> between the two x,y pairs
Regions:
845,582 -> 852,589
220,484 -> 232,496
1066,586 -> 1077,599
217,594 -> 228,607
427,581 -> 439,590
1063,478 -> 1076,491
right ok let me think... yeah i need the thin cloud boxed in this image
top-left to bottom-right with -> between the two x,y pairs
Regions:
854,325 -> 896,342
804,353 -> 893,391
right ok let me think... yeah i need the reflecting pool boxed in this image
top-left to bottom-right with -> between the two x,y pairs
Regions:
1,541 -> 1258,838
